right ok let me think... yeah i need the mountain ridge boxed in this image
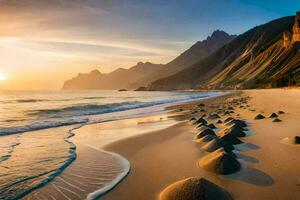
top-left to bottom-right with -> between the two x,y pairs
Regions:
62,30 -> 235,90
148,14 -> 300,90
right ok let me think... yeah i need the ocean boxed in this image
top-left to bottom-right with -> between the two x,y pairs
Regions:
0,90 -> 224,199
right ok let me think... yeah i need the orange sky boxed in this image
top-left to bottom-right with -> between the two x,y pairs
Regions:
0,0 -> 296,90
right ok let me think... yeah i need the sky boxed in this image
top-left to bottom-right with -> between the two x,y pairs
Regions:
0,0 -> 299,90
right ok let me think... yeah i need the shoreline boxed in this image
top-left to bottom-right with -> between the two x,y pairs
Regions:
22,92 -> 227,200
101,89 -> 300,200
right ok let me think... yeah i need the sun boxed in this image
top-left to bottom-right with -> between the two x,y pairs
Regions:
0,72 -> 7,81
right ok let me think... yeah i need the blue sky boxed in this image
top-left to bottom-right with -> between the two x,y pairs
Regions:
0,0 -> 299,89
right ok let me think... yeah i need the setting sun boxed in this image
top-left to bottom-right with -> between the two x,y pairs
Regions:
0,72 -> 7,81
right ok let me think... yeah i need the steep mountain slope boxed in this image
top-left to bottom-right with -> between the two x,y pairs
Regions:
148,16 -> 298,90
130,30 -> 236,88
62,62 -> 163,90
62,30 -> 235,90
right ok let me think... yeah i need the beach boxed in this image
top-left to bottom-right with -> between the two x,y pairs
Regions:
101,89 -> 300,200
20,89 -> 300,199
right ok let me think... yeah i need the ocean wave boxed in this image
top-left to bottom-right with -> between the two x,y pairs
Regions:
27,101 -> 142,117
0,118 -> 88,135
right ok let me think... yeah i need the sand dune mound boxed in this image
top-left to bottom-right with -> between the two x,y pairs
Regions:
207,123 -> 217,129
159,177 -> 233,200
198,151 -> 241,175
208,114 -> 221,120
255,114 -> 266,120
272,118 -> 282,122
221,134 -> 243,145
195,129 -> 216,139
190,117 -> 196,121
224,117 -> 234,123
295,136 -> 300,144
198,103 -> 205,107
194,117 -> 208,125
201,138 -> 234,152
225,119 -> 247,128
195,135 -> 217,143
269,113 -> 278,118
222,125 -> 247,137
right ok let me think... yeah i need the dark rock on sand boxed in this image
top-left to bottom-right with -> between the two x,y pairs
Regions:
134,86 -> 147,91
207,123 -> 217,129
195,129 -> 216,139
198,151 -> 241,175
225,119 -> 247,128
221,134 -> 243,145
222,126 -> 247,137
195,135 -> 217,143
269,113 -> 278,118
254,114 -> 266,120
294,136 -> 300,144
224,117 -> 234,123
223,111 -> 231,115
194,118 -> 208,125
208,114 -> 221,120
190,117 -> 196,121
159,177 -> 233,200
118,89 -> 128,91
198,103 -> 205,107
216,120 -> 222,124
201,138 -> 234,152
272,118 -> 282,122
278,110 -> 285,114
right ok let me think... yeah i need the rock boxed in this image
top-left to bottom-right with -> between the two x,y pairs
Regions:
222,125 -> 247,137
198,151 -> 241,175
254,114 -> 266,120
225,119 -> 247,128
269,113 -> 278,118
207,123 -> 217,129
278,110 -> 285,114
201,138 -> 234,152
190,117 -> 196,121
195,129 -> 216,139
159,177 -> 233,200
198,103 -> 205,107
118,89 -> 128,91
194,117 -> 208,125
294,136 -> 300,144
272,118 -> 282,122
208,113 -> 221,120
134,86 -> 147,91
224,117 -> 234,123
221,134 -> 243,145
216,120 -> 222,124
195,135 -> 217,143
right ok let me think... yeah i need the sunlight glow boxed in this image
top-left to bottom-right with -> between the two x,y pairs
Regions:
0,72 -> 7,81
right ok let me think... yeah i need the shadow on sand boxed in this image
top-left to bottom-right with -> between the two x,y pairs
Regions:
225,165 -> 274,186
235,152 -> 259,163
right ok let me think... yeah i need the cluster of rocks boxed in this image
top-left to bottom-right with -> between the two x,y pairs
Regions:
254,110 -> 285,122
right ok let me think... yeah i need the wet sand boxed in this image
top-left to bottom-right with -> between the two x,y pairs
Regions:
102,89 -> 300,200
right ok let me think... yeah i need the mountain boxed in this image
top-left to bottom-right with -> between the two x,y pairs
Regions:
149,13 -> 300,90
62,30 -> 235,90
130,30 -> 236,88
62,62 -> 163,90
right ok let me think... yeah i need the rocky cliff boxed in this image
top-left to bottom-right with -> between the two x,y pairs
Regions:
148,14 -> 300,90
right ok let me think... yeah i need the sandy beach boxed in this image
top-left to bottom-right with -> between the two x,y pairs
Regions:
21,89 -> 300,200
101,89 -> 300,200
